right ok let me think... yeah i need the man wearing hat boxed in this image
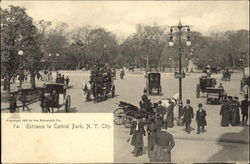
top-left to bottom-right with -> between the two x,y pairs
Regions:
128,114 -> 146,157
182,99 -> 194,133
241,95 -> 249,126
196,103 -> 207,134
151,123 -> 175,162
146,115 -> 157,161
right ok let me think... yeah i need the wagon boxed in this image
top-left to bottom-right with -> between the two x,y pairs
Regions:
42,83 -> 71,112
205,87 -> 225,105
145,72 -> 162,95
196,76 -> 217,98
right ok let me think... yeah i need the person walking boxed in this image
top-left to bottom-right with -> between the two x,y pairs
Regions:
9,93 -> 17,113
128,115 -> 146,157
66,76 -> 70,86
146,115 -> 157,161
196,103 -> 207,134
220,98 -> 230,127
229,96 -> 239,126
234,96 -> 241,125
166,100 -> 174,128
151,124 -> 175,162
156,101 -> 166,119
241,95 -> 249,126
182,99 -> 194,133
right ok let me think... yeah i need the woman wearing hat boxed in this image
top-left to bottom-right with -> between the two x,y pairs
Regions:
146,115 -> 157,161
128,114 -> 146,157
220,98 -> 230,127
196,103 -> 207,134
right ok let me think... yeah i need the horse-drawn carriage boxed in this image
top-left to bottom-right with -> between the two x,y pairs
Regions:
144,72 -> 162,95
196,76 -> 217,98
83,71 -> 115,102
113,95 -> 178,128
42,83 -> 71,112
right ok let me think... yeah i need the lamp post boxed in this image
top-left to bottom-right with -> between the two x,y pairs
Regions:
18,50 -> 24,89
169,57 -> 172,71
169,21 -> 191,120
48,53 -> 60,80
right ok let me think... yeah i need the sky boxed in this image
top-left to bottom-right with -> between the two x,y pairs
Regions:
1,1 -> 249,38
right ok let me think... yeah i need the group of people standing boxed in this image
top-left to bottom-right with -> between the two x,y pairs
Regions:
220,95 -> 249,127
55,74 -> 70,86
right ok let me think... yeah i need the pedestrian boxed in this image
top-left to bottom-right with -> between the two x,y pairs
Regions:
220,98 -> 230,127
182,99 -> 194,133
66,76 -> 70,86
62,75 -> 65,84
19,91 -> 29,111
151,123 -> 175,162
196,103 -> 207,134
234,96 -> 241,125
156,100 -> 166,119
147,115 -> 157,161
9,93 -> 17,113
241,95 -> 249,126
218,83 -> 224,89
128,114 -> 146,157
229,96 -> 239,126
165,100 -> 174,128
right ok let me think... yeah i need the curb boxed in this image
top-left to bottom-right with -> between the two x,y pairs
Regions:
174,136 -> 249,144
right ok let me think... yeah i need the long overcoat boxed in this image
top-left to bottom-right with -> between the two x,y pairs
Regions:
183,106 -> 194,124
220,103 -> 230,126
130,121 -> 145,147
196,109 -> 207,127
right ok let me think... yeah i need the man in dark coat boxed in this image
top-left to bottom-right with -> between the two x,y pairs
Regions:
182,99 -> 194,133
151,123 -> 175,162
128,115 -> 146,157
147,116 -> 157,161
156,101 -> 166,119
9,93 -> 17,113
196,103 -> 207,134
220,98 -> 230,127
241,95 -> 249,126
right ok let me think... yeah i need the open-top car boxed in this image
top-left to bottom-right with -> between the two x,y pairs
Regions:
196,76 -> 217,98
205,87 -> 225,105
145,72 -> 162,95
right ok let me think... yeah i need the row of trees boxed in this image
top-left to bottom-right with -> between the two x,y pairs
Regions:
1,5 -> 249,91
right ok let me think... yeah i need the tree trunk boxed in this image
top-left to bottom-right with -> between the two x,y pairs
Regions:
30,71 -> 36,89
4,75 -> 11,93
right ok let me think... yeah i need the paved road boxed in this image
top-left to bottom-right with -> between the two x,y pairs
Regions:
1,70 -> 249,162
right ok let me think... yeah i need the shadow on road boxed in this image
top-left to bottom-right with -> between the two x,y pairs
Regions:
207,126 -> 249,162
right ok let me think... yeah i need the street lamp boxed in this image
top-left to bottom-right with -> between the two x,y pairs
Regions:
18,50 -> 24,89
169,21 -> 191,121
169,57 -> 172,71
48,53 -> 60,80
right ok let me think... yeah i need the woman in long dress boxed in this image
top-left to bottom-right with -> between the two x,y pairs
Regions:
220,99 -> 230,127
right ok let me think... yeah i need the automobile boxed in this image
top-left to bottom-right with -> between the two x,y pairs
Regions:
196,76 -> 217,98
144,72 -> 162,95
206,88 -> 225,105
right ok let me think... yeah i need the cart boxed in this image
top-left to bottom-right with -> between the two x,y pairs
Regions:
145,72 -> 162,95
205,87 -> 224,105
196,76 -> 217,98
42,83 -> 71,112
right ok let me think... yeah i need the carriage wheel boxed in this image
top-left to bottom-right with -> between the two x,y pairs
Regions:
64,95 -> 71,112
196,84 -> 200,98
112,85 -> 115,98
113,108 -> 125,125
123,111 -> 137,128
